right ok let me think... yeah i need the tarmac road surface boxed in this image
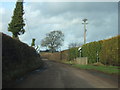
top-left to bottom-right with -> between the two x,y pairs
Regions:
14,60 -> 118,88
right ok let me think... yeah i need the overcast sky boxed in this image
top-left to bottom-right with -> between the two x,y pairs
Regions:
0,1 -> 118,50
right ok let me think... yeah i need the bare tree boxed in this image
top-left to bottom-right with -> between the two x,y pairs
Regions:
68,42 -> 81,49
41,30 -> 64,53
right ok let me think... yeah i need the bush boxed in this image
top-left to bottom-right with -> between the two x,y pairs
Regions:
68,47 -> 79,61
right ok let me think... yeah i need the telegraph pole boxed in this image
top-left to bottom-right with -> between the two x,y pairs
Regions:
82,19 -> 88,44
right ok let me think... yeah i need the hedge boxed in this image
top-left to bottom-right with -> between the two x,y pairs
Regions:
41,35 -> 119,66
82,41 -> 102,64
68,35 -> 120,65
99,35 -> 119,66
68,47 -> 79,60
2,33 -> 43,87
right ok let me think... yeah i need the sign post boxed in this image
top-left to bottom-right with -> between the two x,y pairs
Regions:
78,47 -> 82,57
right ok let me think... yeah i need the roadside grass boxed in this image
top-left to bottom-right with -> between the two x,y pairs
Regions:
72,64 -> 119,75
60,60 -> 120,75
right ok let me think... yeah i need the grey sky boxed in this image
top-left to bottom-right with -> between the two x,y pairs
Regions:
0,2 -> 118,50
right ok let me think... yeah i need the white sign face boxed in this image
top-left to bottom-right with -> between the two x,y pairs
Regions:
78,47 -> 82,51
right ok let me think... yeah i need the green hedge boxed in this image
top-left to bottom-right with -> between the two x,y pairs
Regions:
99,36 -> 119,66
82,41 -> 102,64
68,35 -> 120,66
68,47 -> 79,60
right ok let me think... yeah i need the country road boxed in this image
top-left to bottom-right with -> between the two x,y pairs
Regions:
14,60 -> 118,88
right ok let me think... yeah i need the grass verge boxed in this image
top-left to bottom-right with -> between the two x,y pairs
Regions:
59,60 -> 120,75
